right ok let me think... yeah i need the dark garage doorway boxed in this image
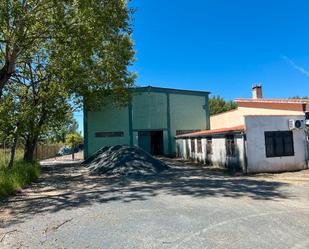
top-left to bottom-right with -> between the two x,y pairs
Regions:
138,130 -> 164,155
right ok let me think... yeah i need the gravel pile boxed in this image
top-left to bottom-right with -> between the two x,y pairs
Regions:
83,145 -> 169,176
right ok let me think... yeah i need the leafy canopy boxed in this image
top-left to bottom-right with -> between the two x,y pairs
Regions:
209,95 -> 238,116
0,0 -> 135,108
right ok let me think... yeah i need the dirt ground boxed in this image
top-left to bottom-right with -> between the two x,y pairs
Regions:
1,158 -> 309,248
41,151 -> 84,163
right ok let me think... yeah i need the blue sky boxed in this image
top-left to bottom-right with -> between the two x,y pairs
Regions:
75,0 -> 309,134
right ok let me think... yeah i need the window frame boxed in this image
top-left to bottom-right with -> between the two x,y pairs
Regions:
206,138 -> 213,155
225,134 -> 236,157
95,131 -> 124,138
190,139 -> 195,153
197,138 -> 202,153
264,131 -> 294,158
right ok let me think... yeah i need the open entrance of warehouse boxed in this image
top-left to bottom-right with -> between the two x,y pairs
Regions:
138,130 -> 164,155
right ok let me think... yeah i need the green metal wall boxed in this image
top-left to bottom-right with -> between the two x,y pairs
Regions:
169,93 -> 209,154
84,87 -> 210,158
85,103 -> 130,156
132,92 -> 167,130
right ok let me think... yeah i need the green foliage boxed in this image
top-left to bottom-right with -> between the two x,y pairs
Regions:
45,116 -> 80,143
0,161 -> 40,199
0,0 -> 135,161
209,95 -> 238,116
0,0 -> 136,107
65,133 -> 83,148
0,51 -> 72,158
0,148 -> 23,166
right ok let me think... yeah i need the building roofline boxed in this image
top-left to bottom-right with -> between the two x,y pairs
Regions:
130,85 -> 210,96
244,114 -> 305,117
210,108 -> 239,117
235,98 -> 309,104
176,125 -> 245,138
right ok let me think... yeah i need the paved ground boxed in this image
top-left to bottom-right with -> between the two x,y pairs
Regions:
1,158 -> 309,249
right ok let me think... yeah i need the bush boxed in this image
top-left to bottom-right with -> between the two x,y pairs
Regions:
0,161 -> 41,199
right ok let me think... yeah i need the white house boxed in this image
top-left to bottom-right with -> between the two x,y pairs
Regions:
176,86 -> 309,173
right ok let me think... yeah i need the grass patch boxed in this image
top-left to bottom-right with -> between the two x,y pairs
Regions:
0,148 -> 24,166
0,160 -> 41,199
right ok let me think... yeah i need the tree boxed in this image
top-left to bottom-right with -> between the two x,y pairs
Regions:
0,0 -> 135,104
290,96 -> 309,99
209,96 -> 238,116
0,0 -> 136,164
67,119 -> 79,135
44,115 -> 79,143
0,48 -> 72,162
65,133 -> 83,160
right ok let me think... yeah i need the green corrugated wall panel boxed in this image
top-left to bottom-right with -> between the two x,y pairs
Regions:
169,93 -> 209,154
132,92 -> 168,130
84,88 -> 209,158
86,104 -> 130,156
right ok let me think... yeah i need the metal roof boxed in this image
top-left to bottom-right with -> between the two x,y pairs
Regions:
130,85 -> 210,96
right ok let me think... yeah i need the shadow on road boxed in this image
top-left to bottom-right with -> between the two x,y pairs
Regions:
0,158 -> 290,228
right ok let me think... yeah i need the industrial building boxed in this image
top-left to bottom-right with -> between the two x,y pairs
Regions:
176,86 -> 309,173
84,86 -> 210,158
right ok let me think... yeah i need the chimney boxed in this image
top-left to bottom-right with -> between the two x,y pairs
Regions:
252,84 -> 263,99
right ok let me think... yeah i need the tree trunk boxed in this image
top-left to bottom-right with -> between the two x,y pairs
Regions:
0,65 -> 11,98
0,45 -> 22,99
23,137 -> 37,162
8,123 -> 20,168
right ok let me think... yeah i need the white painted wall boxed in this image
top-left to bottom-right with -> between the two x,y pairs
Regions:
176,135 -> 246,171
245,115 -> 308,173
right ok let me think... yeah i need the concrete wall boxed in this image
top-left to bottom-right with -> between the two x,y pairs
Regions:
210,109 -> 243,129
210,107 -> 305,130
85,88 -> 210,158
245,115 -> 308,173
176,134 -> 246,171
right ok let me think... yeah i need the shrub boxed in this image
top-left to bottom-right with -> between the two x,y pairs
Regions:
0,161 -> 41,199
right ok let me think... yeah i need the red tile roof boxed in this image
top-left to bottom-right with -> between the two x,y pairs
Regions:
235,98 -> 309,104
176,125 -> 245,138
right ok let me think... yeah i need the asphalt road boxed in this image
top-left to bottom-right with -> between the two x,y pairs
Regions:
1,159 -> 309,249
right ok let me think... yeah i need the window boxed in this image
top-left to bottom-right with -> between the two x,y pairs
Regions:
191,139 -> 195,153
265,131 -> 294,157
206,138 -> 212,155
226,135 -> 236,157
197,139 -> 202,153
95,131 -> 124,137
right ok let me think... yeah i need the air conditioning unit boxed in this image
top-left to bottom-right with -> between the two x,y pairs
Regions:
289,119 -> 305,130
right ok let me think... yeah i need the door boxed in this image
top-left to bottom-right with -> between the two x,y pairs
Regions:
138,130 -> 164,155
138,131 -> 152,154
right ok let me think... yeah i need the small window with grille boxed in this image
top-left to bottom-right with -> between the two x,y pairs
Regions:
206,138 -> 212,155
191,139 -> 195,153
197,139 -> 202,153
264,131 -> 294,157
226,135 -> 236,157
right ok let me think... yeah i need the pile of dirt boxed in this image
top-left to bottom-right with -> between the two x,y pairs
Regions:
83,145 -> 169,176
